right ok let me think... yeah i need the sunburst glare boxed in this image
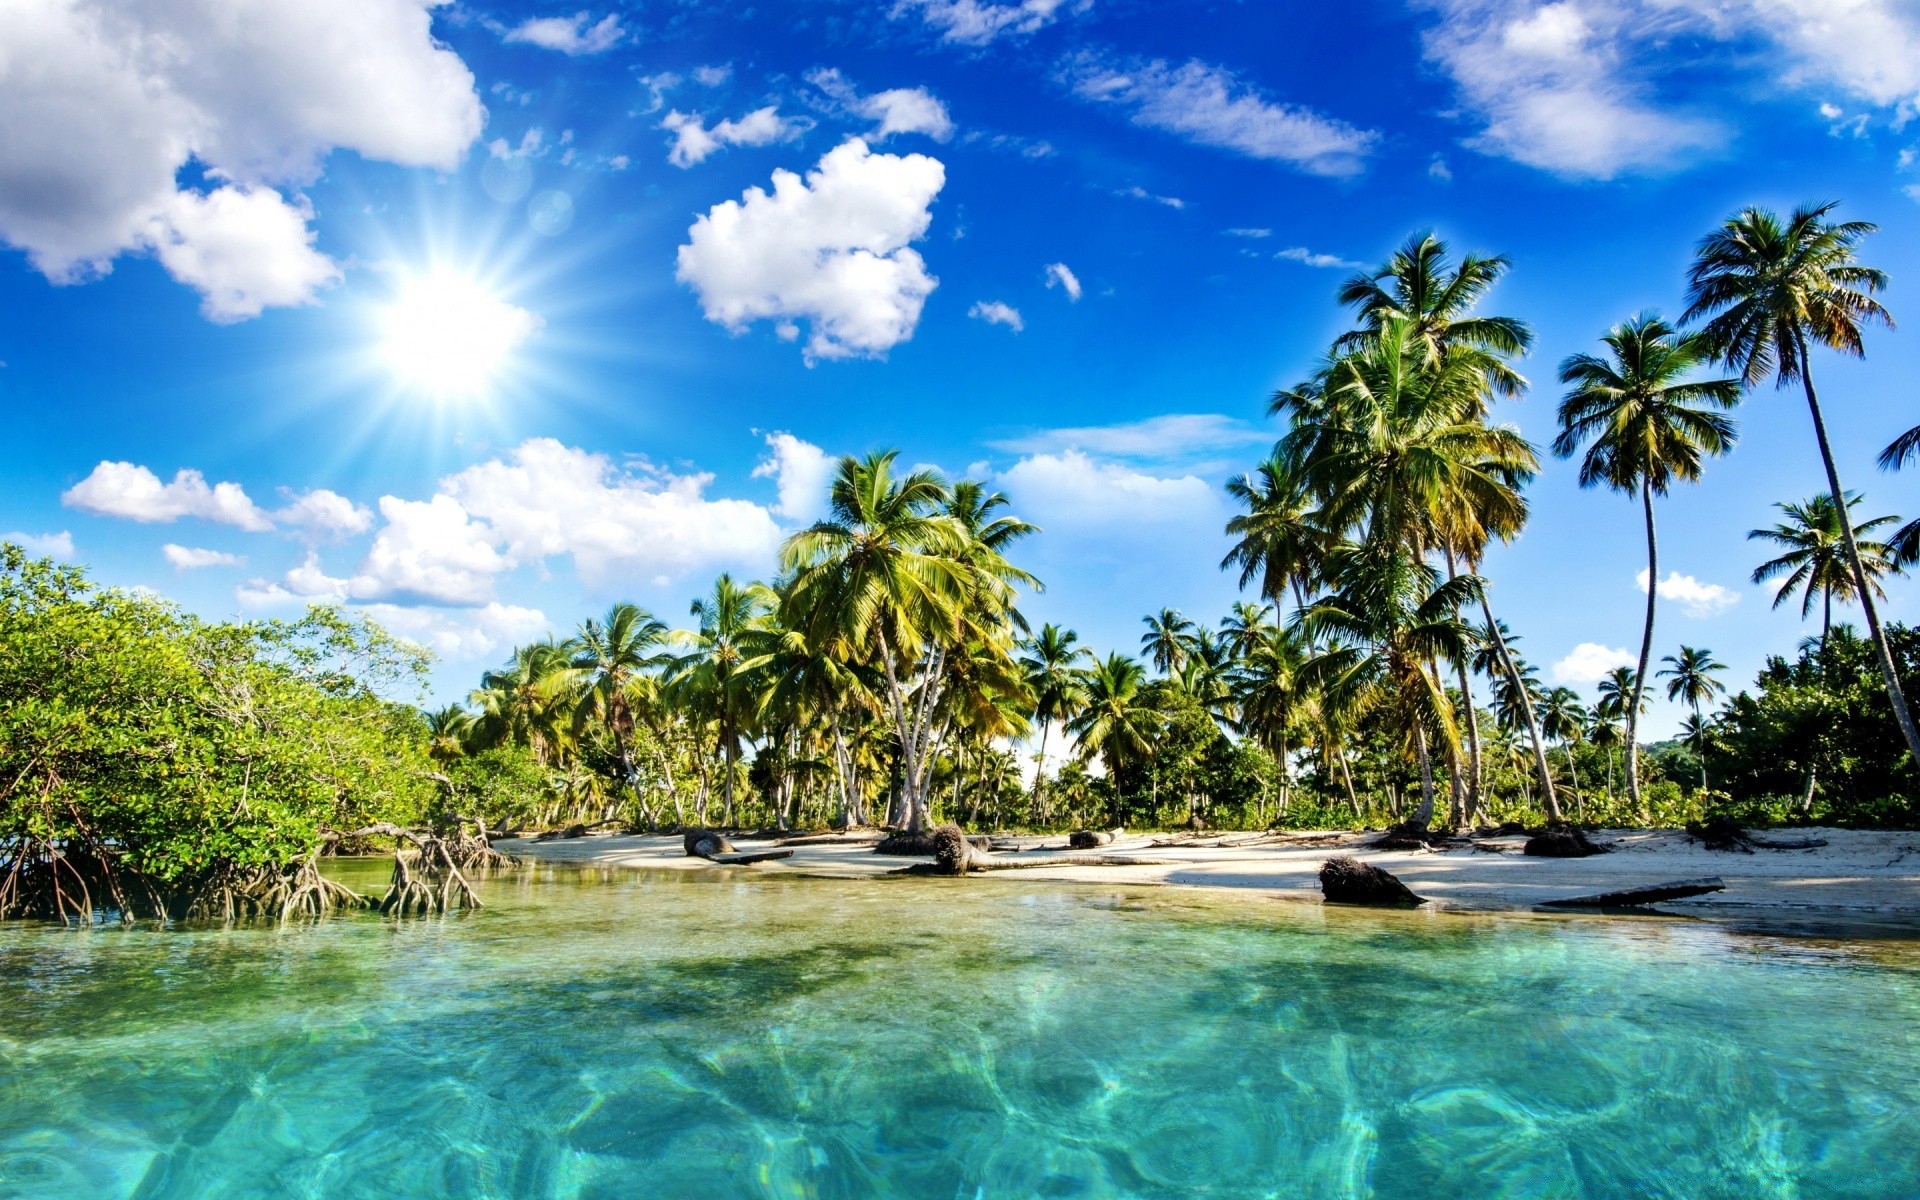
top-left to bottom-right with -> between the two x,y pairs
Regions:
377,271 -> 543,395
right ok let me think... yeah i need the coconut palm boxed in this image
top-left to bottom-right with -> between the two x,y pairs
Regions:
425,704 -> 472,765
782,451 -> 974,831
562,602 -> 671,816
1232,624 -> 1310,817
1222,455 -> 1325,618
1658,645 -> 1728,790
1553,314 -> 1741,809
1334,231 -> 1534,395
1220,601 -> 1277,657
1749,493 -> 1901,657
1594,666 -> 1647,724
1536,686 -> 1589,806
1018,623 -> 1090,823
1067,653 -> 1160,824
677,574 -> 777,826
470,639 -> 572,766
1684,201 -> 1920,766
1140,608 -> 1198,676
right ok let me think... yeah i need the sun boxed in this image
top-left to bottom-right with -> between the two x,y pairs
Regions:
378,271 -> 541,395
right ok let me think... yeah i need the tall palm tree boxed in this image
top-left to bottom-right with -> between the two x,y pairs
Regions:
1222,455 -> 1325,619
1220,601 -> 1277,657
562,602 -> 671,817
1536,686 -> 1589,807
1658,646 -> 1727,791
470,639 -> 572,766
1140,608 -> 1197,676
1232,624 -> 1310,817
678,574 -> 776,826
1018,623 -> 1090,822
425,704 -> 472,765
1749,493 -> 1901,656
1684,201 -> 1920,766
1067,653 -> 1160,824
1553,313 -> 1741,809
1334,231 -> 1534,395
782,452 -> 972,831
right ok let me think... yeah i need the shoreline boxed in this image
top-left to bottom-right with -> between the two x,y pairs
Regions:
499,825 -> 1920,932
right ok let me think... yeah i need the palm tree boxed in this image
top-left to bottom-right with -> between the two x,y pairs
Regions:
1536,686 -> 1589,809
1553,313 -> 1741,810
1220,601 -> 1276,657
1018,623 -> 1090,823
425,704 -> 472,765
562,602 -> 670,818
1684,201 -> 1920,767
678,574 -> 776,826
1232,624 -> 1309,817
1140,608 -> 1197,676
1223,455 -> 1325,619
1586,713 -> 1623,798
1067,653 -> 1160,825
1334,231 -> 1533,395
782,452 -> 973,831
469,639 -> 572,766
1658,646 -> 1727,791
1749,493 -> 1901,657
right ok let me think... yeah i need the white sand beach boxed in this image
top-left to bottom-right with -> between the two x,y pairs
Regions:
499,827 -> 1920,922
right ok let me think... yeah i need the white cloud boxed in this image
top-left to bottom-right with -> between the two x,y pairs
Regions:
1552,641 -> 1638,684
894,0 -> 1077,44
752,433 -> 836,523
969,300 -> 1025,331
1419,0 -> 1724,179
808,69 -> 956,141
1637,568 -> 1740,618
277,489 -> 374,539
1043,262 -> 1082,300
63,463 -> 274,532
693,64 -> 734,87
661,107 -> 807,168
989,413 -> 1267,460
997,450 -> 1222,533
1224,227 -> 1273,238
1063,52 -> 1376,176
357,602 -> 551,662
1117,186 -> 1187,209
143,186 -> 342,322
3,531 -> 74,558
0,0 -> 481,317
675,139 -> 946,362
1276,246 -> 1364,269
503,12 -> 624,55
285,551 -> 350,599
350,495 -> 508,605
437,438 -> 783,587
162,544 -> 246,570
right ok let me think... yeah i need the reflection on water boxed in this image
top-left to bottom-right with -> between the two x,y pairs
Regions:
1,862 -> 1917,1199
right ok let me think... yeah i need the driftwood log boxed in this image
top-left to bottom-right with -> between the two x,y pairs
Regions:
682,829 -> 794,866
1319,856 -> 1426,906
1069,828 -> 1124,849
1687,817 -> 1828,854
891,825 -> 1176,875
1541,877 -> 1726,908
1525,829 -> 1609,858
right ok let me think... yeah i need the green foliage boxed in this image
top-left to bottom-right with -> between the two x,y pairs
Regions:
0,545 -> 436,918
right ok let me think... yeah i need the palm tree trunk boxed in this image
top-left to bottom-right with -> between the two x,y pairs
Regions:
1627,477 -> 1658,815
1411,727 -> 1437,829
1338,751 -> 1361,818
1031,720 -> 1051,824
1795,333 -> 1920,768
1477,593 -> 1563,823
1446,551 -> 1485,814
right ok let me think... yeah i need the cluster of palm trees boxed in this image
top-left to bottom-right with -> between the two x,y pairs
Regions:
426,201 -> 1918,835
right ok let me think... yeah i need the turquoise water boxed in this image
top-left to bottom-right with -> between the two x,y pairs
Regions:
2,865 -> 1919,1199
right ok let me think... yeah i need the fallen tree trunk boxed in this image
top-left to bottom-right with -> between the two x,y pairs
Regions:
682,829 -> 794,866
776,831 -> 886,846
1541,877 -> 1725,908
1319,856 -> 1426,906
1069,828 -> 1124,849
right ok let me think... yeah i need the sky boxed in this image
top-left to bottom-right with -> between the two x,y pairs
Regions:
5,0 -> 1920,738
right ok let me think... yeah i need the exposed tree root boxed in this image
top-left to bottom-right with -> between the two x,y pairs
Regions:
1320,856 -> 1426,906
1687,817 -> 1828,854
1524,829 -> 1609,858
891,826 -> 1176,875
682,828 -> 794,865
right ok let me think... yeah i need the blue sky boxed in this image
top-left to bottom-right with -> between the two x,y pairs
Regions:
5,0 -> 1920,736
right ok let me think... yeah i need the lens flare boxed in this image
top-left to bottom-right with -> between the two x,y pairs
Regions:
378,272 -> 541,395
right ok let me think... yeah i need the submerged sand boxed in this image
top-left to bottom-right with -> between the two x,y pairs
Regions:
499,826 -> 1920,923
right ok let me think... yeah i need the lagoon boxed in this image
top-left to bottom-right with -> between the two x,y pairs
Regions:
2,864 -> 1917,1199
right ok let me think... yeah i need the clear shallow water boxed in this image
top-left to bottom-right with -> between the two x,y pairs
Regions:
1,865 -> 1918,1200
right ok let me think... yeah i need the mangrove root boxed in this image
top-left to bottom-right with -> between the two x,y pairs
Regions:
1319,856 -> 1426,906
1541,877 -> 1726,908
1687,817 -> 1827,854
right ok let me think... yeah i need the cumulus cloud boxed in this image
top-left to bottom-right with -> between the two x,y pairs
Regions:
163,544 -> 246,570
1117,186 -> 1187,209
693,64 -> 734,87
276,489 -> 374,539
1418,0 -> 1724,179
3,531 -> 75,558
661,106 -> 807,168
808,69 -> 956,141
997,450 -> 1223,533
676,139 -> 946,362
1043,262 -> 1082,300
1062,52 -> 1376,176
1637,568 -> 1740,618
1276,246 -> 1364,269
1551,641 -> 1638,684
989,413 -> 1267,460
350,495 -> 508,606
969,300 -> 1024,331
357,602 -> 552,661
0,0 -> 481,317
502,12 -> 624,55
753,433 -> 837,523
894,0 -> 1078,44
63,463 -> 274,532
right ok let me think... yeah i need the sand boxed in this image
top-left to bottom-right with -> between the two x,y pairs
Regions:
497,826 -> 1920,927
